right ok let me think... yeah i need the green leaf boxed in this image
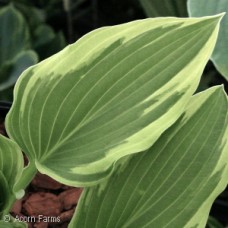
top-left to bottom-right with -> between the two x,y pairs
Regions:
0,135 -> 23,217
70,86 -> 228,228
33,25 -> 56,49
6,15 -> 221,186
140,0 -> 188,17
0,4 -> 30,65
33,25 -> 66,60
0,50 -> 38,92
13,3 -> 45,29
188,0 -> 228,80
0,172 -> 9,217
0,4 -> 36,91
0,220 -> 27,228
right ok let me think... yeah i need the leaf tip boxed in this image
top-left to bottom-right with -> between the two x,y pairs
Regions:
210,12 -> 226,23
198,13 -> 226,27
210,84 -> 228,105
209,84 -> 225,94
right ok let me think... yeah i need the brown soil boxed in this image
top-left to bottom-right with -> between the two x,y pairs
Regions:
0,118 -> 82,228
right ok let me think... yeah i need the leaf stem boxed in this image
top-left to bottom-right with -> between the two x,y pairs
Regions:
14,162 -> 37,193
1,163 -> 37,217
1,194 -> 16,218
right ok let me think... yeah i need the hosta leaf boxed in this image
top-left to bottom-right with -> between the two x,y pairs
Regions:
33,25 -> 66,60
13,3 -> 45,29
0,50 -> 38,92
6,15 -> 221,186
70,86 -> 228,228
0,172 -> 9,217
140,0 -> 188,17
0,220 -> 27,228
0,4 -> 30,65
0,4 -> 36,91
0,135 -> 23,217
188,0 -> 228,80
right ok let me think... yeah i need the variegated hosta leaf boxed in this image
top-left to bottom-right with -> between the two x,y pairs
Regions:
6,15 -> 221,186
0,135 -> 23,218
140,0 -> 188,17
70,86 -> 228,228
188,0 -> 228,80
